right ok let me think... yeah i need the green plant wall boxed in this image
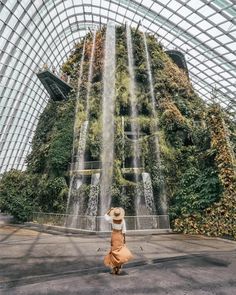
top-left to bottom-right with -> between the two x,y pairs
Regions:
0,26 -> 235,240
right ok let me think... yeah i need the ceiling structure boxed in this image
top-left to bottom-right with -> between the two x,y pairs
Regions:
0,0 -> 235,174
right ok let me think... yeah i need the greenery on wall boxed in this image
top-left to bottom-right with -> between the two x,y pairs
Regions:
173,105 -> 236,239
0,95 -> 75,221
0,26 -> 235,239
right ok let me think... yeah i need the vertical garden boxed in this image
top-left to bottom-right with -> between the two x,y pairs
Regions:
0,25 -> 235,238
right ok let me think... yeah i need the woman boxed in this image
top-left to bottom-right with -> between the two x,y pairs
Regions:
104,207 -> 133,274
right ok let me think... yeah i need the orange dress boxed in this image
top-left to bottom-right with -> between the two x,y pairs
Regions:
104,215 -> 133,267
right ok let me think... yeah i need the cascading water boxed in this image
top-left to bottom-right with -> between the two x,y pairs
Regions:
85,30 -> 97,116
142,172 -> 158,229
86,173 -> 100,230
86,173 -> 100,216
66,30 -> 97,227
142,172 -> 156,214
126,25 -> 149,219
126,25 -> 141,171
65,39 -> 86,227
142,29 -> 168,215
100,23 -> 116,227
69,120 -> 89,227
74,121 -> 89,172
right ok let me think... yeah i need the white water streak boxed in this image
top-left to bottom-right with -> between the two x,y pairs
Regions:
100,23 -> 116,217
142,172 -> 156,214
75,30 -> 97,172
85,30 -> 97,116
66,39 -> 86,215
86,173 -> 100,216
75,121 -> 88,171
126,25 -> 144,219
126,25 -> 141,168
66,30 -> 97,222
142,30 -> 168,214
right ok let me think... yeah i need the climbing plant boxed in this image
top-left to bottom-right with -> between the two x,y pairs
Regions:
0,26 -> 235,239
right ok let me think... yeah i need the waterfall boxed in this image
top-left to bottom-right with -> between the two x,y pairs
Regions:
67,120 -> 89,227
66,39 -> 86,225
142,29 -> 168,215
126,25 -> 141,170
142,172 -> 156,214
74,120 -> 89,172
75,29 -> 97,172
66,30 -> 97,227
100,23 -> 116,222
85,30 -> 97,116
86,173 -> 100,216
126,25 -> 146,219
86,173 -> 100,230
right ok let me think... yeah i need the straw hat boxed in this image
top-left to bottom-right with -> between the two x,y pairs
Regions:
110,207 -> 125,220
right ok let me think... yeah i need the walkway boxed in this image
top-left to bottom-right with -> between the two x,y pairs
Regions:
0,225 -> 235,294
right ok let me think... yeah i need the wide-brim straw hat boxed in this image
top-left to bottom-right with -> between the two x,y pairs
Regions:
110,207 -> 125,220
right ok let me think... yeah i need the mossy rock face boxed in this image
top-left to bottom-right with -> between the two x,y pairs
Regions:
0,25 -> 235,239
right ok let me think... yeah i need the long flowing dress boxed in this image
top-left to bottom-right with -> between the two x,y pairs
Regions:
104,214 -> 133,267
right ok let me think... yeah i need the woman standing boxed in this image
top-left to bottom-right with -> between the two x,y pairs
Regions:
104,207 -> 133,274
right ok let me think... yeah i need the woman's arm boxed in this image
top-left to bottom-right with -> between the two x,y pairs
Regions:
104,208 -> 114,223
106,207 -> 114,215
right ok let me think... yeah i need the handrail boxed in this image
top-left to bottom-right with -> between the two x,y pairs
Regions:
32,212 -> 170,231
32,212 -> 169,218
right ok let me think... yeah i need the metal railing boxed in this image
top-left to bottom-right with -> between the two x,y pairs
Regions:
32,212 -> 170,232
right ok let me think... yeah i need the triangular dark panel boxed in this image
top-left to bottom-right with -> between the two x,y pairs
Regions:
36,70 -> 73,101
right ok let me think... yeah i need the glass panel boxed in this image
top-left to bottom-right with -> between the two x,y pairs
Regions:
177,6 -> 192,17
1,7 -> 11,22
187,0 -> 204,10
217,34 -> 234,43
160,8 -> 172,19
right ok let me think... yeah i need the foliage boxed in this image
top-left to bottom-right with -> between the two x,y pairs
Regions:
36,175 -> 68,213
173,104 -> 236,239
27,97 -> 75,176
0,92 -> 75,219
1,26 -> 235,240
0,170 -> 38,221
0,169 -> 69,221
208,105 -> 236,193
170,166 -> 222,218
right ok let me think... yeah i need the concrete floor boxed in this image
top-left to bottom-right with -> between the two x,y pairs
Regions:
0,225 -> 236,294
